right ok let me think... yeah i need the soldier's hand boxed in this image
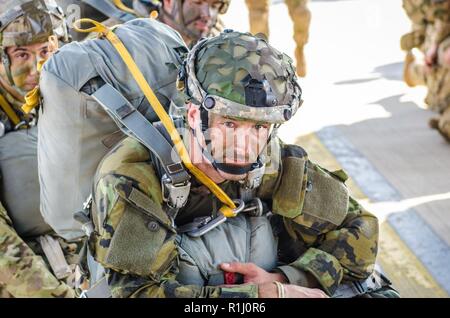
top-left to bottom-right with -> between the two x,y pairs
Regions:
257,282 -> 328,298
220,262 -> 286,284
283,284 -> 329,298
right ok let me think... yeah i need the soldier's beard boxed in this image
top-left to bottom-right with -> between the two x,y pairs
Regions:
168,1 -> 217,41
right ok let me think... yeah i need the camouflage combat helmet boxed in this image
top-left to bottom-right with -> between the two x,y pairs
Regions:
179,30 -> 302,175
183,30 -> 302,124
0,0 -> 69,86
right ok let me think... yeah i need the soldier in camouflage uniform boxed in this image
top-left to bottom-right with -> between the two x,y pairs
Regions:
58,0 -> 230,46
402,0 -> 450,141
82,31 -> 397,298
0,0 -> 75,297
244,0 -> 311,77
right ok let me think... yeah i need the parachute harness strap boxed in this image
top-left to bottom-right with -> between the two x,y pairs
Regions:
73,19 -> 237,216
0,93 -> 20,126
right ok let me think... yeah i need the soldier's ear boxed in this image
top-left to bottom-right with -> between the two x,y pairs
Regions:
186,103 -> 200,130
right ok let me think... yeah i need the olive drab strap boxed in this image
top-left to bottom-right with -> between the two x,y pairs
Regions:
73,18 -> 238,216
38,235 -> 72,280
91,83 -> 191,209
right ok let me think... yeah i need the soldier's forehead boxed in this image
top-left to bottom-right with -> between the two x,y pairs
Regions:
212,113 -> 270,124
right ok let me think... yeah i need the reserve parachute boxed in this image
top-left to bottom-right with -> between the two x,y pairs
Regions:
38,18 -> 187,240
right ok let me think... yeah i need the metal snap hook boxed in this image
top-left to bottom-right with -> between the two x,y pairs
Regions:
232,199 -> 245,214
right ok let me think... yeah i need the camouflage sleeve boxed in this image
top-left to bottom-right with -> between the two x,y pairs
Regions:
91,138 -> 258,298
106,269 -> 258,298
277,196 -> 378,296
0,201 -> 75,298
402,0 -> 428,28
430,0 -> 450,45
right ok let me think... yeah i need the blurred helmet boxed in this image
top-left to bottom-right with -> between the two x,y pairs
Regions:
0,0 -> 69,48
0,0 -> 69,86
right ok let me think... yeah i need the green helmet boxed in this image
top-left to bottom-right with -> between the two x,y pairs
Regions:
0,0 -> 69,86
183,30 -> 302,124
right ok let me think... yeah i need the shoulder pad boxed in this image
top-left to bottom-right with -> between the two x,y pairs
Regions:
272,159 -> 349,228
100,182 -> 177,279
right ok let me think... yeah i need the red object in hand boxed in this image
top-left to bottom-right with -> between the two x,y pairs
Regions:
224,272 -> 236,284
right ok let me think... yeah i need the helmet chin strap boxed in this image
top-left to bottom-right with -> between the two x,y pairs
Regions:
1,50 -> 16,87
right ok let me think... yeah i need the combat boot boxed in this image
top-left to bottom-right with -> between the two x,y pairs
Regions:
429,107 -> 450,142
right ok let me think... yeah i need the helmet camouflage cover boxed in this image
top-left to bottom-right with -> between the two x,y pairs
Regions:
184,30 -> 302,124
0,0 -> 68,48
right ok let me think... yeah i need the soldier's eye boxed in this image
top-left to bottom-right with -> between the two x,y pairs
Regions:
14,52 -> 29,61
40,48 -> 49,58
210,1 -> 221,9
223,121 -> 235,128
255,124 -> 269,130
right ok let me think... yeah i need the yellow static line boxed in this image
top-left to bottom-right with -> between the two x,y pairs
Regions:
294,132 -> 448,298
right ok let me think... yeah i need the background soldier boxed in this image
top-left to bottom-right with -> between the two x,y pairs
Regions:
401,0 -> 450,141
57,0 -> 231,46
0,0 -> 74,297
244,0 -> 311,77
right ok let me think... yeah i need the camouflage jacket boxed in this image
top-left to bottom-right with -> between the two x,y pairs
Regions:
403,0 -> 450,47
90,136 -> 378,298
0,201 -> 75,297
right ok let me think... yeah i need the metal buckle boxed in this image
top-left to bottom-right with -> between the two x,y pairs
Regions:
243,160 -> 265,189
182,199 -> 245,237
83,194 -> 93,211
186,214 -> 227,238
73,194 -> 94,236
161,174 -> 191,209
14,120 -> 28,130
241,198 -> 265,217
0,122 -> 5,138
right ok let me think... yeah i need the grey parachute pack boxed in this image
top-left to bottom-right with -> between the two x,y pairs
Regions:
38,18 -> 187,240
